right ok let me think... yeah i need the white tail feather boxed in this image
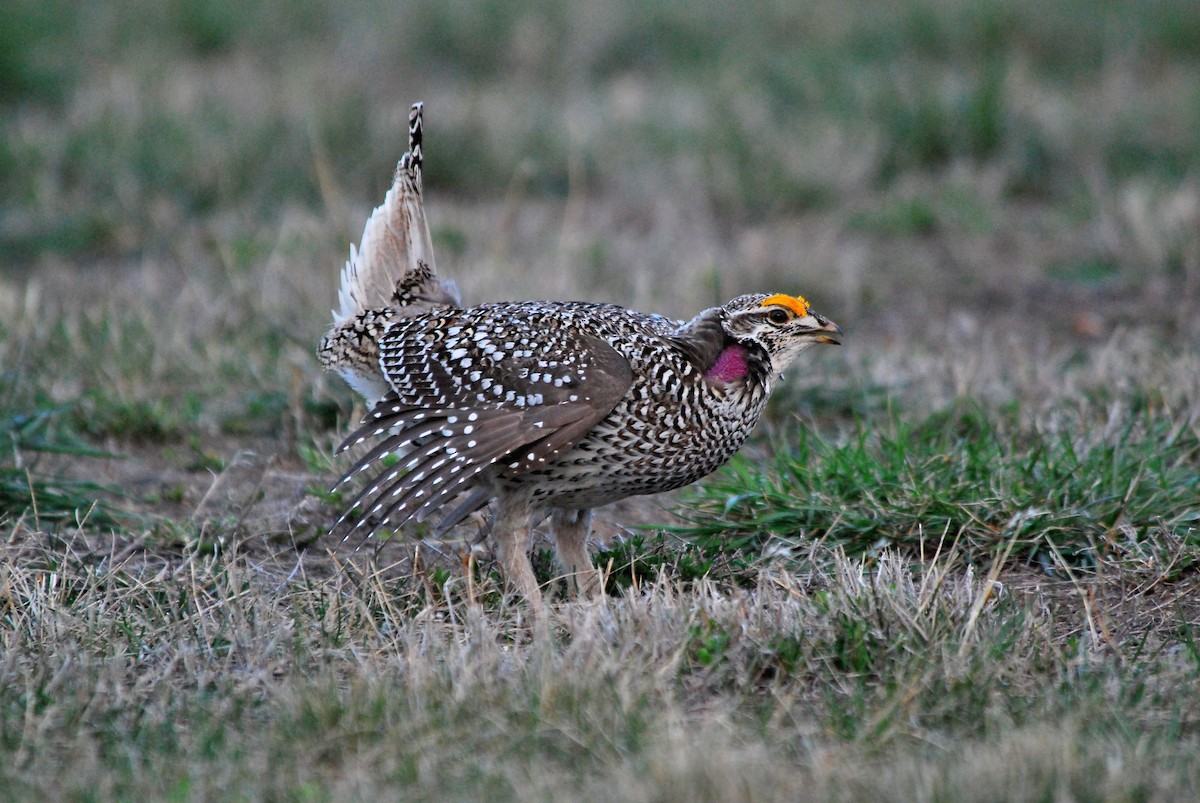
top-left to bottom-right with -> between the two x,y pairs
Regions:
332,103 -> 436,326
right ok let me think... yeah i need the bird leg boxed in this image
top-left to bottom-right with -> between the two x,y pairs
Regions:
490,498 -> 543,610
551,508 -> 602,599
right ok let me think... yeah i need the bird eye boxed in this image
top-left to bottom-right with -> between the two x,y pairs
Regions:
767,308 -> 790,325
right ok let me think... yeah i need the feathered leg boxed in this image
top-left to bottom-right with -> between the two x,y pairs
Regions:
491,497 -> 542,610
551,508 -> 601,599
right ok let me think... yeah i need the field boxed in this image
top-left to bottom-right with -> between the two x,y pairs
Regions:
3,0 -> 1200,798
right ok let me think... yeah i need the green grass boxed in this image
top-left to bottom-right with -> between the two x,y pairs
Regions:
1,403 -> 119,529
681,405 -> 1200,570
5,0 -> 1200,234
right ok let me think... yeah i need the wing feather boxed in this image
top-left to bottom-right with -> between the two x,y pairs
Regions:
330,308 -> 633,542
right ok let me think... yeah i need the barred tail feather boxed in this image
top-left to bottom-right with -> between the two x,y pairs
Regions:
332,102 -> 452,327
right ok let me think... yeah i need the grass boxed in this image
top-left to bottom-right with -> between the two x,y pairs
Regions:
2,541 -> 1199,799
681,405 -> 1200,571
2,0 -> 1200,798
1,402 -> 119,530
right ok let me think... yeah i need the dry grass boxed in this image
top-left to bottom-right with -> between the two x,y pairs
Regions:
3,0 -> 1200,798
4,529 -> 1198,800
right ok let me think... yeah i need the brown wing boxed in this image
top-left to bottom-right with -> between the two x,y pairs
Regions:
332,306 -> 632,538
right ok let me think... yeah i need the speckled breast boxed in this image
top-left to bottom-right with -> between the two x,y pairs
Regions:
498,320 -> 770,509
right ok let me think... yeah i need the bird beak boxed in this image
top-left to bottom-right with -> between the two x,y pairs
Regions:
811,318 -> 843,345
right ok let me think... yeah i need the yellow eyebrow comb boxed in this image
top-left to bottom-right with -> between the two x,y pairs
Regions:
760,294 -> 809,317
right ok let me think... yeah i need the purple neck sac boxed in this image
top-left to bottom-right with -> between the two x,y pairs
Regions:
705,343 -> 750,382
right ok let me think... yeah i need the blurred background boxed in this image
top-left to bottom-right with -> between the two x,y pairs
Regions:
1,0 -> 1198,472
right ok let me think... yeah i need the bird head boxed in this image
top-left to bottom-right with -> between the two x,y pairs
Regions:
721,293 -> 842,375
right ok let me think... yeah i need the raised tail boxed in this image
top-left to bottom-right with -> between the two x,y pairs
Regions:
321,102 -> 461,406
331,102 -> 459,328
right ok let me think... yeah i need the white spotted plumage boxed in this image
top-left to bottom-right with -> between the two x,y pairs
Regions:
318,102 -> 843,606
